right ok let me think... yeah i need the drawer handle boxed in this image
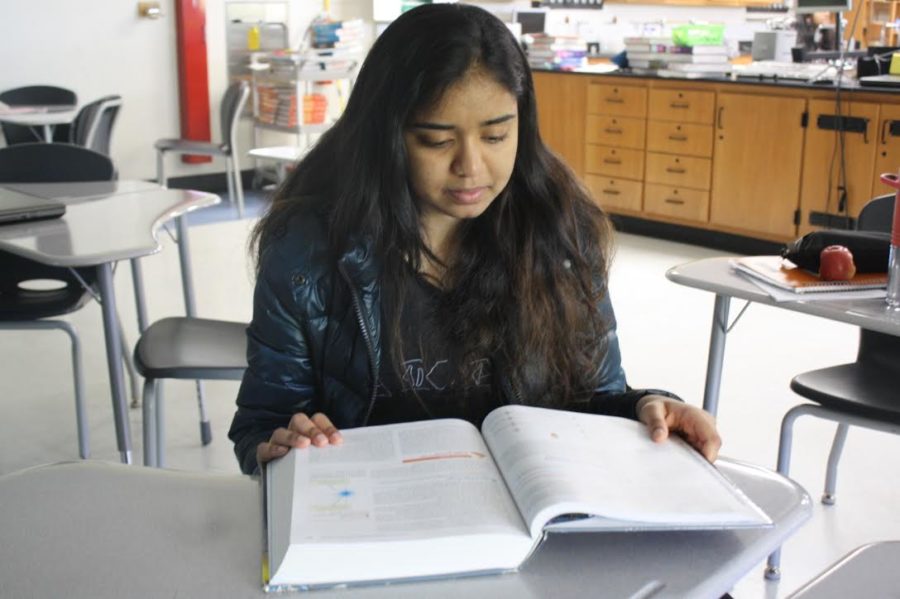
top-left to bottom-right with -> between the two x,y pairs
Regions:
670,101 -> 690,109
604,127 -> 623,134
668,134 -> 688,141
605,97 -> 624,104
664,198 -> 685,205
603,158 -> 622,165
666,167 -> 686,174
602,189 -> 621,196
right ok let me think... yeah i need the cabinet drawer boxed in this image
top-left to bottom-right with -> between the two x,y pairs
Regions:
585,145 -> 645,179
644,183 -> 709,222
585,176 -> 643,212
587,83 -> 647,118
646,121 -> 713,157
645,152 -> 711,190
648,89 -> 715,124
586,115 -> 646,149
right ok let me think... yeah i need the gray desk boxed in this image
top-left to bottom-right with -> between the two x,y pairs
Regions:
0,105 -> 78,141
787,541 -> 900,598
0,182 -> 219,463
666,257 -> 900,416
0,459 -> 810,599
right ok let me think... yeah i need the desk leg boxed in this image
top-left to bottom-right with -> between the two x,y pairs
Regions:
175,214 -> 211,445
130,258 -> 148,333
42,124 -> 53,142
97,263 -> 133,464
176,215 -> 196,317
703,294 -> 731,417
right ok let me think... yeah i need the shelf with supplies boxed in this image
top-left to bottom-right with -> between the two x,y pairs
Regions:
248,49 -> 360,139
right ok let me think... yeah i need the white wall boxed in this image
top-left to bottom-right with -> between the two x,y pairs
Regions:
0,0 -> 768,181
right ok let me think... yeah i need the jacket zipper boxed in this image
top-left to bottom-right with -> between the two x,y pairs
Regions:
338,262 -> 379,424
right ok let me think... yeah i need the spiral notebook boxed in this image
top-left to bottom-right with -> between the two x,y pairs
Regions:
733,256 -> 887,294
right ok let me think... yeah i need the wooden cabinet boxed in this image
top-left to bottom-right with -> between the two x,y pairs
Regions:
798,99 -> 880,234
584,80 -> 647,213
873,103 -> 900,196
533,71 -> 587,176
710,93 -> 807,240
644,88 -> 714,223
532,71 -> 900,243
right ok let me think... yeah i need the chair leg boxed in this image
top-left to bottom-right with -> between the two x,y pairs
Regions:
0,321 -> 90,459
231,153 -> 245,218
156,381 -> 166,468
142,377 -> 158,467
194,380 -> 212,446
765,404 -> 806,581
59,321 -> 90,460
156,149 -> 166,187
822,423 -> 850,505
225,156 -> 236,210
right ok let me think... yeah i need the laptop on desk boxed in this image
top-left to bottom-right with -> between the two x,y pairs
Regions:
858,74 -> 900,88
0,187 -> 66,225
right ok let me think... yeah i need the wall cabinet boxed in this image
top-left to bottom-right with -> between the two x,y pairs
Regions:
533,72 -> 900,243
710,93 -> 806,239
873,103 -> 900,197
798,100 -> 880,234
583,81 -> 647,213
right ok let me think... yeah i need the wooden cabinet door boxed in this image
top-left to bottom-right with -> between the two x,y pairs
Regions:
873,103 -> 900,198
798,99 -> 880,234
533,71 -> 587,177
710,93 -> 807,240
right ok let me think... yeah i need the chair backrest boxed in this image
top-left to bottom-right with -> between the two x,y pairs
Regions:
855,193 -> 899,369
0,86 -> 77,145
857,193 -> 894,234
0,143 -> 116,182
219,81 -> 250,151
71,95 -> 122,155
0,85 -> 76,106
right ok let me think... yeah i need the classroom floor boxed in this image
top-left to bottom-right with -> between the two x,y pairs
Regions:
1,190 -> 897,598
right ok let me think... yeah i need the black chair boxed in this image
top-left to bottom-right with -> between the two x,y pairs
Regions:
0,142 -> 115,181
135,317 -> 248,467
0,85 -> 77,145
155,81 -> 250,216
0,143 -> 139,459
70,95 -> 122,156
765,194 -> 899,579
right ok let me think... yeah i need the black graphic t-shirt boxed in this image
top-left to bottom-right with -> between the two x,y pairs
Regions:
369,273 -> 500,427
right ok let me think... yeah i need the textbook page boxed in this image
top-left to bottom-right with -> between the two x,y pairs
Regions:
266,419 -> 533,589
481,405 -> 770,539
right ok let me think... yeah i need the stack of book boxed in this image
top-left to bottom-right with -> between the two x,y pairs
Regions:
623,36 -> 671,70
625,36 -> 731,78
657,43 -> 732,78
256,84 -> 300,128
526,34 -> 588,71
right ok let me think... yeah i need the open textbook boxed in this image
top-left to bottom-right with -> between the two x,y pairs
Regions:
263,405 -> 770,591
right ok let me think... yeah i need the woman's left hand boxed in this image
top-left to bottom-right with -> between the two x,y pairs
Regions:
636,394 -> 721,462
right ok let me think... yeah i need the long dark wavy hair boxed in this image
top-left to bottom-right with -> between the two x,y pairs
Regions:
252,3 -> 614,405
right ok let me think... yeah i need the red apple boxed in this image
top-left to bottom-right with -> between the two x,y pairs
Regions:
819,245 -> 857,281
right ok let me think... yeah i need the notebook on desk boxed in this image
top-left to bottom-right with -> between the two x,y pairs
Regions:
0,187 -> 66,225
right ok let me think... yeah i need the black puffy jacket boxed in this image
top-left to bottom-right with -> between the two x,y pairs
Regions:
228,210 -> 676,474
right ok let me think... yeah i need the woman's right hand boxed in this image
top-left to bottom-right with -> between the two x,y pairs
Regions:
256,412 -> 343,465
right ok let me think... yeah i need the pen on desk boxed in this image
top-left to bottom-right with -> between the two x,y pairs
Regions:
629,579 -> 666,599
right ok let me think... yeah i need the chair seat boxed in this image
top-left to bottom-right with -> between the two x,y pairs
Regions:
791,362 -> 900,425
154,138 -> 229,156
134,317 -> 247,379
